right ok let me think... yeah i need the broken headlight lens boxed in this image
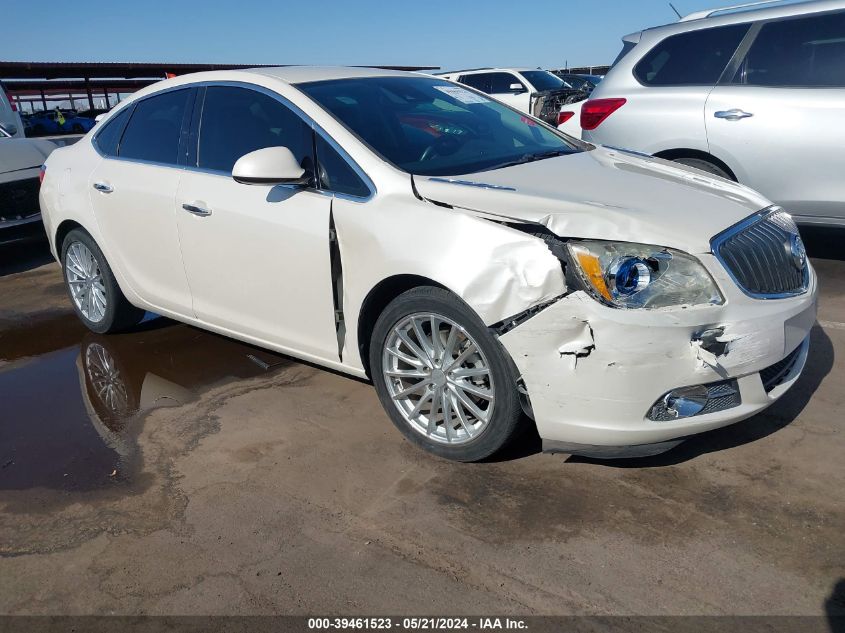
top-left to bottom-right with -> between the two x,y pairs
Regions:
567,240 -> 724,309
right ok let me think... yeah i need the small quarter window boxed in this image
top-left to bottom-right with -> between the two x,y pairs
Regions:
94,107 -> 131,157
315,135 -> 370,198
119,89 -> 192,165
634,23 -> 750,85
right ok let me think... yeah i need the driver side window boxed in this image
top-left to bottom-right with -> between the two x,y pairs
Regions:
489,73 -> 524,94
197,86 -> 314,175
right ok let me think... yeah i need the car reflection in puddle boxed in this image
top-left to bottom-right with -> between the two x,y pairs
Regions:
0,314 -> 292,492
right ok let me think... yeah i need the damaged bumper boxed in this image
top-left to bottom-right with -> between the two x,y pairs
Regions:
499,256 -> 818,455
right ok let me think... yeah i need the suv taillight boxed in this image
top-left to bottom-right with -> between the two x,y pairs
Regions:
557,111 -> 575,126
580,98 -> 626,131
5,91 -> 17,112
39,165 -> 46,185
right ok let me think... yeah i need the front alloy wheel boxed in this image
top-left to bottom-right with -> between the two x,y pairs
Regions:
370,286 -> 523,462
383,313 -> 495,445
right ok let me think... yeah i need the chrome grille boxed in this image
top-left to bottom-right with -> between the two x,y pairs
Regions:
0,177 -> 41,223
711,208 -> 809,299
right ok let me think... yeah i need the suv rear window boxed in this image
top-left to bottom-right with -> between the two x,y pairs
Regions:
736,11 -> 845,87
635,23 -> 750,85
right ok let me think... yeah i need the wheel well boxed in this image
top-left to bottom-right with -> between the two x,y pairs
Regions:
653,149 -> 737,181
55,220 -> 84,253
357,274 -> 447,378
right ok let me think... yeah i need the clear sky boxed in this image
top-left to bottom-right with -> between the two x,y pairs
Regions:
2,0 -> 807,70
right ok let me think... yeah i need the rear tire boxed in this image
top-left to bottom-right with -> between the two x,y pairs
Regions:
61,229 -> 144,334
370,286 -> 523,462
671,157 -> 734,180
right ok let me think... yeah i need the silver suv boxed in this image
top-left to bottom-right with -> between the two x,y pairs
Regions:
582,0 -> 845,227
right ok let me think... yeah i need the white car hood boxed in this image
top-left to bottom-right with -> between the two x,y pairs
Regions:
0,138 -> 55,176
414,146 -> 772,254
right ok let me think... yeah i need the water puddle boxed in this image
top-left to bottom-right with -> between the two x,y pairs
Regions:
0,312 -> 292,493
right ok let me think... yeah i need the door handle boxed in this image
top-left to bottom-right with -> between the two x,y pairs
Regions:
93,182 -> 113,193
182,203 -> 212,217
714,109 -> 754,121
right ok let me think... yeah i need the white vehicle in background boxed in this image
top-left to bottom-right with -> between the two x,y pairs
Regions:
1,83 -> 24,139
0,123 -> 56,244
581,0 -> 845,226
438,68 -> 587,138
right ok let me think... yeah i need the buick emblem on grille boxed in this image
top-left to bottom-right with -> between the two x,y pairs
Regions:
788,234 -> 807,271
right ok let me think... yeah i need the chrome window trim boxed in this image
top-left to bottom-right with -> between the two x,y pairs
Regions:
710,206 -> 810,300
92,80 -> 375,202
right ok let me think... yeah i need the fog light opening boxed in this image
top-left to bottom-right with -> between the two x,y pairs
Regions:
663,385 -> 709,419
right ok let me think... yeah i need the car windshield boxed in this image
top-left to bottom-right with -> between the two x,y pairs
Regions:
519,71 -> 569,91
298,76 -> 580,177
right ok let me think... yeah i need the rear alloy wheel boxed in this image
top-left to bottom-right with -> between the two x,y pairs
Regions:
370,287 -> 523,462
62,229 -> 145,334
65,241 -> 108,323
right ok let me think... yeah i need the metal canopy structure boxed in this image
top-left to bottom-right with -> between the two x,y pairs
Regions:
1,61 -> 440,113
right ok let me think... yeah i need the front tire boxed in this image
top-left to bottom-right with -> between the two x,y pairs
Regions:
61,229 -> 144,334
370,286 -> 523,462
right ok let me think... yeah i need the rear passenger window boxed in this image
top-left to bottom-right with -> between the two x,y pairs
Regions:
635,24 -> 750,85
94,107 -> 131,157
197,86 -> 314,174
459,74 -> 492,93
737,12 -> 845,87
119,89 -> 191,164
315,135 -> 370,198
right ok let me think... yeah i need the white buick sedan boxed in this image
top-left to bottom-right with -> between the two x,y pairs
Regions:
40,67 -> 817,461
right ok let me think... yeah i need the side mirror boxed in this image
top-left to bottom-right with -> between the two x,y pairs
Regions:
509,83 -> 526,93
232,146 -> 308,186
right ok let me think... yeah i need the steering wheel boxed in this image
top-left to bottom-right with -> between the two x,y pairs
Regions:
419,134 -> 465,162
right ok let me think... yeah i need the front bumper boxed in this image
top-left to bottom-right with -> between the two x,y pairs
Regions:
499,256 -> 818,451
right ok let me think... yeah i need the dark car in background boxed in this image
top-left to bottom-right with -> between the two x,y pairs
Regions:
26,110 -> 96,136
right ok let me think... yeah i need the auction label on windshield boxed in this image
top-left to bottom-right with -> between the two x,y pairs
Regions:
433,85 -> 490,104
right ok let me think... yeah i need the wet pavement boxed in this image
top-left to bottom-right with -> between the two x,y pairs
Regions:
0,231 -> 843,616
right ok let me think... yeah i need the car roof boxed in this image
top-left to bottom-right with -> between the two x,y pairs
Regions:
245,65 -> 418,84
630,0 -> 845,40
441,68 -> 543,76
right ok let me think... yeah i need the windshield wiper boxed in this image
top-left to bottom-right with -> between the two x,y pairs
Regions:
481,149 -> 570,172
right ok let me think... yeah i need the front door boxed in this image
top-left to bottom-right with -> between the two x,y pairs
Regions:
175,85 -> 337,360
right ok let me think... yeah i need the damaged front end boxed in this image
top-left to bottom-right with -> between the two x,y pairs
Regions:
480,221 -> 817,458
530,88 -> 588,126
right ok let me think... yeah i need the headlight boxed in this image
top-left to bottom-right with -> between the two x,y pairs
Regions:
567,240 -> 724,309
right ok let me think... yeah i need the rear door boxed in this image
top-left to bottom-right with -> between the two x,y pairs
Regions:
705,10 -> 845,224
590,23 -> 749,153
88,88 -> 195,316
